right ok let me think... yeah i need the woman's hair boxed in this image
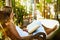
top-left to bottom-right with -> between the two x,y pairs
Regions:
3,6 -> 12,15
0,6 -> 12,22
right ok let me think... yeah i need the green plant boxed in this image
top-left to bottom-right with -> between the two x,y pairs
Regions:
15,5 -> 28,25
12,0 -> 28,26
0,31 -> 2,39
0,0 -> 5,9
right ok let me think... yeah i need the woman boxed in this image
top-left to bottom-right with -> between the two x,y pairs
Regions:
0,6 -> 22,40
0,6 -> 46,40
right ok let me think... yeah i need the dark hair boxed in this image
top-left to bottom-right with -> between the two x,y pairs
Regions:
3,6 -> 12,15
0,6 -> 12,22
0,11 -> 9,22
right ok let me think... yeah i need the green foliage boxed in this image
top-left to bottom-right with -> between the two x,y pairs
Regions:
36,3 -> 42,12
15,5 -> 28,25
46,0 -> 51,3
0,0 -> 5,8
58,0 -> 60,4
12,0 -> 28,25
0,31 -> 2,39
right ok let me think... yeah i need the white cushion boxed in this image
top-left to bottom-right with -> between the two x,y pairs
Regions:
39,19 -> 59,29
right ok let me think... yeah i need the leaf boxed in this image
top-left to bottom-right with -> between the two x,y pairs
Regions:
0,31 -> 2,39
46,0 -> 51,3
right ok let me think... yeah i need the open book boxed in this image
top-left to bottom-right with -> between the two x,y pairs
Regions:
27,20 -> 41,33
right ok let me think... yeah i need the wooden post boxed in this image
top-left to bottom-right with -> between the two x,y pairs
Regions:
34,0 -> 36,19
5,0 -> 12,7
